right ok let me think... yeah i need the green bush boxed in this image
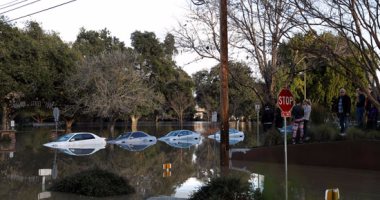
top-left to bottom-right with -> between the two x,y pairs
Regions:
263,128 -> 283,146
309,124 -> 339,142
189,176 -> 260,200
346,127 -> 367,140
310,103 -> 329,125
366,130 -> 380,140
49,169 -> 135,197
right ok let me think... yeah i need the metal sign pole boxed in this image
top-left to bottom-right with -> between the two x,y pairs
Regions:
255,103 -> 261,146
284,116 -> 288,200
257,110 -> 260,146
53,107 -> 60,134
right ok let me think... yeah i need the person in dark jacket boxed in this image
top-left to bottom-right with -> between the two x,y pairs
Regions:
336,88 -> 351,135
355,88 -> 366,128
291,100 -> 304,144
262,104 -> 274,132
365,91 -> 379,129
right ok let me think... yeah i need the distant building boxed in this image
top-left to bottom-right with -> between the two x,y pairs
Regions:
193,105 -> 207,120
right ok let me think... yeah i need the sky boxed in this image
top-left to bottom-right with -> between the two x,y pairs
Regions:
1,0 -> 217,75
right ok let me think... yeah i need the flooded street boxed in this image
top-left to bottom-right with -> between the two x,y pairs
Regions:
1,121 -> 380,199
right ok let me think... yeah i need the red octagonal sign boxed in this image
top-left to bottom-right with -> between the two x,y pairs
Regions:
278,88 -> 294,113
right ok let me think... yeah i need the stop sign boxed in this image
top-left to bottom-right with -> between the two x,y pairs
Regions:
277,88 -> 294,112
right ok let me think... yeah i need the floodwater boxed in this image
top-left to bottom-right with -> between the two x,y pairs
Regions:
1,121 -> 380,200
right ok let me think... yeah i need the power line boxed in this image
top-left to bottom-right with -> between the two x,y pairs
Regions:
0,0 -> 41,15
0,0 -> 28,10
0,0 -> 22,8
6,0 -> 77,22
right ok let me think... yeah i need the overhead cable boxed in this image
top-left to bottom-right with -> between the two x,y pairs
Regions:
0,0 -> 41,15
6,0 -> 76,22
0,0 -> 22,8
0,0 -> 28,10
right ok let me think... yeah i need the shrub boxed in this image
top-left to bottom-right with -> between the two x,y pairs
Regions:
263,128 -> 283,146
49,169 -> 135,197
310,103 -> 329,125
309,124 -> 339,142
346,127 -> 366,140
189,176 -> 260,200
366,130 -> 380,140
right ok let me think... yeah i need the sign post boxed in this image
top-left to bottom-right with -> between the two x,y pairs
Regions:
277,88 -> 294,200
255,102 -> 261,146
53,107 -> 60,134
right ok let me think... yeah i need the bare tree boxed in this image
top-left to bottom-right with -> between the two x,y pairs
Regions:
66,50 -> 159,132
292,0 -> 380,107
169,91 -> 194,127
174,1 -> 224,62
174,0 -> 300,104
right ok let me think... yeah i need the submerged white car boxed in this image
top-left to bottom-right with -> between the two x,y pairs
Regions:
107,131 -> 157,145
56,143 -> 106,156
161,138 -> 201,149
158,130 -> 201,142
208,128 -> 245,141
43,132 -> 106,148
116,140 -> 157,152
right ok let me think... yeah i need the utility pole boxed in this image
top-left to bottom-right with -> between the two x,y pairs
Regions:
189,0 -> 229,167
219,0 -> 229,167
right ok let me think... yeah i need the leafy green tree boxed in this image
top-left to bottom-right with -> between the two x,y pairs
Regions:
193,69 -> 219,121
0,20 -> 78,129
193,62 -> 258,120
278,32 -> 367,110
24,22 -> 80,123
166,68 -> 194,126
130,31 -> 178,88
292,0 -> 380,110
72,28 -> 126,57
131,31 -> 194,121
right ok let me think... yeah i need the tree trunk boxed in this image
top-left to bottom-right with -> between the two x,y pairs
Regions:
179,112 -> 183,128
65,118 -> 75,133
2,103 -> 9,130
109,119 -> 116,134
130,115 -> 140,132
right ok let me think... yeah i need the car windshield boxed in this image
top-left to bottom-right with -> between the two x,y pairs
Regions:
117,132 -> 132,139
229,129 -> 239,134
180,131 -> 191,136
166,131 -> 178,137
131,131 -> 148,138
55,134 -> 74,142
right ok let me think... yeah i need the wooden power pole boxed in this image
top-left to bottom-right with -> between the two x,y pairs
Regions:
219,0 -> 229,167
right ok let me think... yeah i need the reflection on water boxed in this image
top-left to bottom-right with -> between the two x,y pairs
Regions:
173,177 -> 204,198
231,160 -> 380,199
1,121 -> 380,199
0,122 -> 229,200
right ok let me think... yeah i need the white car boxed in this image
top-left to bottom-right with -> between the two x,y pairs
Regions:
107,131 -> 157,145
161,139 -> 201,149
158,130 -> 201,142
43,132 -> 106,148
208,128 -> 245,140
116,140 -> 157,152
56,143 -> 106,156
